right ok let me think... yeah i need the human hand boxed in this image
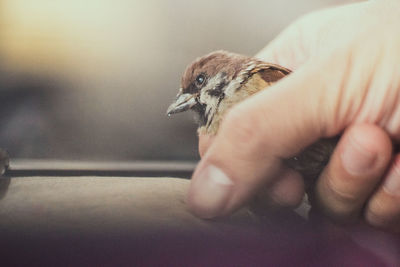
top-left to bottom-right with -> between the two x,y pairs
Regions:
188,0 -> 400,232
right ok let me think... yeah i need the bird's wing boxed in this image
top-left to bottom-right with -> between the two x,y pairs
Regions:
252,63 -> 291,84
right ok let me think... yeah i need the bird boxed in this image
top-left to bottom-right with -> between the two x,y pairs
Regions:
167,50 -> 338,205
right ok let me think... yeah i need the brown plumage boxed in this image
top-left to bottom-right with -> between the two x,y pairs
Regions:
168,50 -> 338,203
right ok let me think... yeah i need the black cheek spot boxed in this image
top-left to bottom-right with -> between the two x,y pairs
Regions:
193,103 -> 207,126
207,81 -> 227,97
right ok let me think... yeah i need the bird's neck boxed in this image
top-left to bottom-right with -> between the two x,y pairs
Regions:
198,72 -> 270,135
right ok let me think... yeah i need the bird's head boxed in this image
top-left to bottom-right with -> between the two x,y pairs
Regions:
167,50 -> 255,127
167,50 -> 291,133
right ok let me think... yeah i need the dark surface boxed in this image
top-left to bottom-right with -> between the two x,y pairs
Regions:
0,214 -> 391,267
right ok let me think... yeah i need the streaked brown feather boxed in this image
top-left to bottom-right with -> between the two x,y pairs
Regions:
259,67 -> 291,83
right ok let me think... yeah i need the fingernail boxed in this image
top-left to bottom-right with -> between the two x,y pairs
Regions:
383,159 -> 400,196
187,164 -> 233,218
341,134 -> 377,175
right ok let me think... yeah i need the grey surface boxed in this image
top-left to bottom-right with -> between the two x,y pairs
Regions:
7,159 -> 196,177
0,176 -> 261,234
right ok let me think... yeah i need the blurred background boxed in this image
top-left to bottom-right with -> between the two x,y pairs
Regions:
0,0 -> 350,161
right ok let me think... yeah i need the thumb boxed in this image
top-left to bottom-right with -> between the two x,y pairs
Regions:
187,54 -> 349,218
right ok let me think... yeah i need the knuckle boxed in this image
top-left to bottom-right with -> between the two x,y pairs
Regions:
365,191 -> 400,229
365,198 -> 388,228
318,171 -> 364,221
324,171 -> 361,204
391,154 -> 400,177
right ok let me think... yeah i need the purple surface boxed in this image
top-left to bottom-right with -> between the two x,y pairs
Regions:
0,212 -> 398,266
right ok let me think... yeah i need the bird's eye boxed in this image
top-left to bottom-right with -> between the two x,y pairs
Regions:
195,74 -> 206,86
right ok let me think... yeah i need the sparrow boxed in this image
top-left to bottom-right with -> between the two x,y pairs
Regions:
167,50 -> 337,203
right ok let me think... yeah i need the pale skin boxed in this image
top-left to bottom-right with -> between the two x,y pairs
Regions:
187,0 -> 400,232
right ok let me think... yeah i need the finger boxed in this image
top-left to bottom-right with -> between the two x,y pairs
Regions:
198,134 -> 215,158
262,168 -> 305,208
366,154 -> 400,232
187,53 -> 349,218
315,124 -> 392,223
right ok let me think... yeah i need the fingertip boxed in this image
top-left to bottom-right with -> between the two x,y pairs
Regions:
340,124 -> 392,176
186,164 -> 234,219
269,169 -> 305,208
365,153 -> 400,232
365,191 -> 400,232
382,154 -> 400,196
347,124 -> 392,162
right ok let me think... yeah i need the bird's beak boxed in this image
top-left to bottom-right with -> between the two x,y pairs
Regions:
167,89 -> 196,115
